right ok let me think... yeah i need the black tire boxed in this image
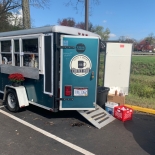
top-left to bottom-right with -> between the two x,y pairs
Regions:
6,89 -> 20,112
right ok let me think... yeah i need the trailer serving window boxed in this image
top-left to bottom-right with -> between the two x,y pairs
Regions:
22,38 -> 39,68
0,35 -> 41,70
0,40 -> 12,65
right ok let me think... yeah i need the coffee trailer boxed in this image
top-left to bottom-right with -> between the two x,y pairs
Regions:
0,25 -> 102,112
0,26 -> 133,128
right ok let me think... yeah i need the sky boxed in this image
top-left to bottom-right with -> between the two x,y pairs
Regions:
29,0 -> 155,41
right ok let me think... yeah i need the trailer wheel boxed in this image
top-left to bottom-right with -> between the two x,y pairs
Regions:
6,89 -> 20,112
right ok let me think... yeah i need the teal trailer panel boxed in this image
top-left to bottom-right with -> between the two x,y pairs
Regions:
60,35 -> 99,110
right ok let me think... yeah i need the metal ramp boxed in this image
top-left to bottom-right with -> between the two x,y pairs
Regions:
77,105 -> 115,129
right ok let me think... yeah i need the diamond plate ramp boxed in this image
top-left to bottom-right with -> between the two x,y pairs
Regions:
77,105 -> 115,129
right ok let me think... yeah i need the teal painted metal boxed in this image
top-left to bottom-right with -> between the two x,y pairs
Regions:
23,75 -> 54,108
0,73 -> 54,108
0,73 -> 10,90
61,36 -> 99,109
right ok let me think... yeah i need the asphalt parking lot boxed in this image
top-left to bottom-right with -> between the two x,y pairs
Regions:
0,102 -> 155,155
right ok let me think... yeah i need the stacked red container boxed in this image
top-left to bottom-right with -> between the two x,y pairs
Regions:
114,106 -> 133,122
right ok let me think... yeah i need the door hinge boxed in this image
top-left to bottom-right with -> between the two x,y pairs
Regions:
57,46 -> 75,49
56,98 -> 74,101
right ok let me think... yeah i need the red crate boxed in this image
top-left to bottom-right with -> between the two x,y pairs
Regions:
114,106 -> 133,122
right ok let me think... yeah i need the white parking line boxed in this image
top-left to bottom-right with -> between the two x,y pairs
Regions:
0,109 -> 95,155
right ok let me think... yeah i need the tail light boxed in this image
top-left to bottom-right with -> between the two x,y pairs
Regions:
65,85 -> 72,96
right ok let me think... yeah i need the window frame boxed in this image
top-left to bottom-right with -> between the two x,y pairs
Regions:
0,39 -> 12,65
0,34 -> 43,73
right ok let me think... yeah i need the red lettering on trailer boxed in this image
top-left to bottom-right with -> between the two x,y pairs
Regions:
120,44 -> 124,48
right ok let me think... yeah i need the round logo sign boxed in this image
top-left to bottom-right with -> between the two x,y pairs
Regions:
76,43 -> 86,52
70,54 -> 92,77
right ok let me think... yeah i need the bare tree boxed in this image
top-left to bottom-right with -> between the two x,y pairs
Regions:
0,4 -> 10,31
0,0 -> 50,29
1,0 -> 99,30
29,0 -> 50,8
65,0 -> 99,30
22,0 -> 30,29
23,0 -> 50,29
0,0 -> 50,12
0,0 -> 21,15
58,17 -> 110,40
7,9 -> 22,26
65,0 -> 100,13
0,4 -> 22,32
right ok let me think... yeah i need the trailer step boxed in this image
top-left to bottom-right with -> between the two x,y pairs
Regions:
77,105 -> 115,129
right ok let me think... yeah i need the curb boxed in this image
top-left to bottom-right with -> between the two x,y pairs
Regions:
125,104 -> 155,115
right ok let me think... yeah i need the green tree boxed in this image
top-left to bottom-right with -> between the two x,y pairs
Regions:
75,21 -> 94,31
58,18 -> 110,40
145,33 -> 155,45
1,0 -> 100,30
0,0 -> 50,29
93,26 -> 110,40
0,4 -> 22,32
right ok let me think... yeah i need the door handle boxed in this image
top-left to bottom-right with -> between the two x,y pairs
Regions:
91,71 -> 94,79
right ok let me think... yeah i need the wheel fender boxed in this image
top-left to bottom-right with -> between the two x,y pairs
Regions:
4,85 -> 29,108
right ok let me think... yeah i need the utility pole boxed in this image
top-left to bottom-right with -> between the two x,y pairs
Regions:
85,0 -> 89,30
22,0 -> 31,29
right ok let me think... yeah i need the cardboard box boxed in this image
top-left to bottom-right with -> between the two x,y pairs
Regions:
107,94 -> 125,105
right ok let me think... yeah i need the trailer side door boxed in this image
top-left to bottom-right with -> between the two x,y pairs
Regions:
60,35 -> 99,110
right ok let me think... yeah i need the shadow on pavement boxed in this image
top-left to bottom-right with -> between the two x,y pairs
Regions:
26,104 -> 93,127
124,111 -> 155,155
